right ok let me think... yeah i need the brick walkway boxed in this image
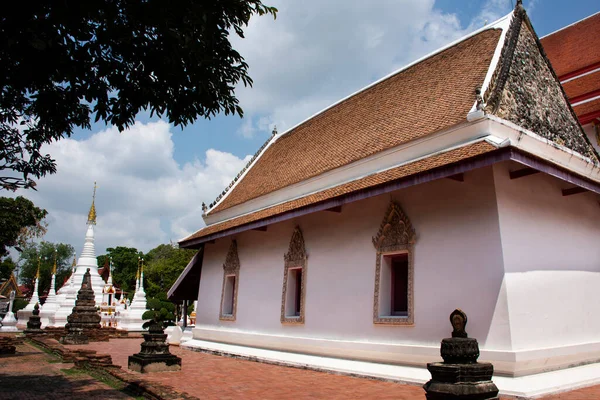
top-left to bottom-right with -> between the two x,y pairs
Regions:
64,338 -> 600,400
66,339 -> 425,399
0,342 -> 131,400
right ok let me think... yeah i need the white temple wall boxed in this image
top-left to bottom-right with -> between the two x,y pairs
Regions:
493,161 -> 600,357
194,166 -> 508,366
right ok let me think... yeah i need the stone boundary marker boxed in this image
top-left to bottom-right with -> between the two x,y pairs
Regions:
29,336 -> 195,400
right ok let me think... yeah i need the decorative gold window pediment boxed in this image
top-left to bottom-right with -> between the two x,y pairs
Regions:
372,201 -> 416,325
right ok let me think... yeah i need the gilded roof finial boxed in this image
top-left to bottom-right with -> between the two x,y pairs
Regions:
87,181 -> 97,225
52,249 -> 57,275
72,254 -> 77,268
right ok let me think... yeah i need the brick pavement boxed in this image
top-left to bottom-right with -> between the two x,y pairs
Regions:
66,339 -> 425,400
64,338 -> 600,400
0,342 -> 131,400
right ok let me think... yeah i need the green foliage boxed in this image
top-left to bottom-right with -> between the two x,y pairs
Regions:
0,196 -> 47,257
0,257 -> 16,281
144,244 -> 196,299
0,1 -> 277,190
12,298 -> 28,313
142,296 -> 176,330
98,247 -> 143,297
18,241 -> 75,297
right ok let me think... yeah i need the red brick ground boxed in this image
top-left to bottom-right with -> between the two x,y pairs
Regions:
65,339 -> 600,400
0,342 -> 131,400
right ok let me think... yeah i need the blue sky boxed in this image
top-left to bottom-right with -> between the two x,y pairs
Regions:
23,0 -> 599,255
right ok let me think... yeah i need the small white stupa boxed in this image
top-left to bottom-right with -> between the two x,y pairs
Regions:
40,250 -> 60,327
0,291 -> 19,332
16,260 -> 41,330
118,258 -> 148,331
48,257 -> 77,327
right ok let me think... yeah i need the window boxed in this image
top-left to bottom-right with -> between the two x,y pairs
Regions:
285,267 -> 303,317
281,227 -> 307,324
380,253 -> 408,317
222,275 -> 236,316
372,202 -> 416,325
219,240 -> 240,321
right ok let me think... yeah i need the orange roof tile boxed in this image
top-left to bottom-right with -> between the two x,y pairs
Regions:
182,141 -> 497,243
541,13 -> 600,79
573,98 -> 600,118
210,29 -> 502,214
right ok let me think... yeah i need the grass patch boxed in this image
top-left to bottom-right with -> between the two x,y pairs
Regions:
61,368 -> 86,376
26,340 -> 61,361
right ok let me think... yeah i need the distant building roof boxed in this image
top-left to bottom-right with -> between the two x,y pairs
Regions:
541,12 -> 600,125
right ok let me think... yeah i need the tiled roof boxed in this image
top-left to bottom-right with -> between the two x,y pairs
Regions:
540,12 -> 600,78
541,13 -> 600,123
181,141 -> 497,243
209,28 -> 502,214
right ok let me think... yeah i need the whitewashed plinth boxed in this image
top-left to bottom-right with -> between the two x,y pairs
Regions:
0,312 -> 19,332
165,326 -> 183,345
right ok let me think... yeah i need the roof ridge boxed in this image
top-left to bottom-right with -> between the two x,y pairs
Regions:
206,129 -> 277,212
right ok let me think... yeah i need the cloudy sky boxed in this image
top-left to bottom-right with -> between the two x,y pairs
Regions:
17,0 -> 600,255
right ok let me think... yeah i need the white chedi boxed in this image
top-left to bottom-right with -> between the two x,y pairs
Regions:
40,254 -> 60,328
49,184 -> 106,327
49,261 -> 78,327
16,267 -> 41,330
0,291 -> 19,332
118,259 -> 149,331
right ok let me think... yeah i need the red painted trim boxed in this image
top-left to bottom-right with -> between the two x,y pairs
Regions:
570,88 -> 600,105
579,110 -> 600,125
559,61 -> 600,82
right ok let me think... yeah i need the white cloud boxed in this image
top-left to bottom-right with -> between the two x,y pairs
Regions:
21,121 -> 250,254
233,0 -> 512,137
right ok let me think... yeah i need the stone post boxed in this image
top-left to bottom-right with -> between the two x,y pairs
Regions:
128,321 -> 182,373
423,309 -> 499,399
24,303 -> 46,336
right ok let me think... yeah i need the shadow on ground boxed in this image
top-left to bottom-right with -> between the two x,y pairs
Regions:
0,373 -> 132,400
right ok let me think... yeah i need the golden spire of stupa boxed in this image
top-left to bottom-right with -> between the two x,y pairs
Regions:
72,254 -> 77,268
52,249 -> 57,275
87,182 -> 97,225
136,257 -> 141,280
36,256 -> 41,279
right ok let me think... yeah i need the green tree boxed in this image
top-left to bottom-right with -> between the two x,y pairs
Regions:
1,1 -> 277,190
18,241 -> 75,298
0,196 -> 47,257
98,246 -> 143,297
142,296 -> 176,330
0,257 -> 16,281
144,243 -> 196,299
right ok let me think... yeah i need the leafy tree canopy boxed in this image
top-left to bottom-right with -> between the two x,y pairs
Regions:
0,1 -> 277,190
0,196 -> 47,257
144,243 -> 196,299
0,257 -> 16,281
19,241 -> 75,297
99,246 -> 143,297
